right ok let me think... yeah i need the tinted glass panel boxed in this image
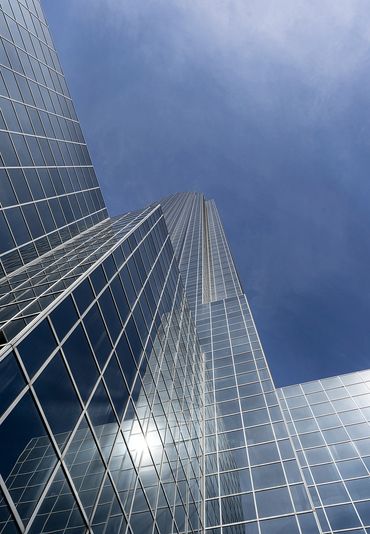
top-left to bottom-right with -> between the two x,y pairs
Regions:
17,320 -> 57,376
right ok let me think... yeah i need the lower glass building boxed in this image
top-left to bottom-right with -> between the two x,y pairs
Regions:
279,370 -> 370,532
1,2 -> 370,533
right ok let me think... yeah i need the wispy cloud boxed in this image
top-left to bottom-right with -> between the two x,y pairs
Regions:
45,0 -> 370,384
80,0 -> 370,90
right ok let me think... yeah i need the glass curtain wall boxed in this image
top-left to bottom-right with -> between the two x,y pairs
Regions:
2,1 -> 370,533
0,0 -> 107,278
0,206 -> 205,534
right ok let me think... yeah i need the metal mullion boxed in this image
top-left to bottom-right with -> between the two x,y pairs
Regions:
301,383 -> 364,531
0,125 -> 88,146
0,474 -> 25,532
17,401 -> 88,533
88,241 -> 183,526
4,2 -> 64,60
0,206 -> 108,270
0,185 -> 102,211
0,38 -> 70,95
0,208 -> 158,357
222,299 -> 262,534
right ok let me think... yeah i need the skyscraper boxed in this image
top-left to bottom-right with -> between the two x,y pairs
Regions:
161,193 -> 321,533
1,2 -> 370,533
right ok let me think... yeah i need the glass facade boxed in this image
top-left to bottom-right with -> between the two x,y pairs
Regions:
279,371 -> 370,532
1,2 -> 370,534
198,296 -> 318,532
0,0 -> 107,278
0,206 -> 204,533
162,193 -> 320,533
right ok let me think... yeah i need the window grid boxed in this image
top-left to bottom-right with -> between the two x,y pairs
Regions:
0,0 -> 108,276
279,371 -> 370,532
0,207 -> 205,534
1,1 -> 370,530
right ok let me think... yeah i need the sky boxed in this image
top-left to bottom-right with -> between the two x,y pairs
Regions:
42,0 -> 370,387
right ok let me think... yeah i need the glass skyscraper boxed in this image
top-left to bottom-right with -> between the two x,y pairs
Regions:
1,1 -> 370,533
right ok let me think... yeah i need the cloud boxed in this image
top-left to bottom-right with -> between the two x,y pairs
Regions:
79,0 -> 370,90
69,0 -> 370,172
57,0 -> 370,238
44,0 -> 370,384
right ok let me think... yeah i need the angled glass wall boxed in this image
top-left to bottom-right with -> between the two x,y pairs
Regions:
1,1 -> 370,533
0,206 -> 205,534
0,0 -> 107,278
198,295 -> 319,532
279,370 -> 370,532
162,193 -> 321,533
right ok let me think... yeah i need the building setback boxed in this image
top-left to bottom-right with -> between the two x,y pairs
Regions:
1,1 -> 370,533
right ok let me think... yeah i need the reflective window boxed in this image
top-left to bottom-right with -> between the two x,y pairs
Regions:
252,463 -> 286,490
84,304 -> 112,367
17,319 -> 57,376
88,381 -> 116,427
73,277 -> 95,314
50,295 -> 78,341
90,266 -> 107,296
346,477 -> 370,500
99,287 -> 121,343
125,316 -> 143,364
260,515 -> 299,534
255,487 -> 293,518
326,503 -> 361,530
103,355 -> 129,419
28,466 -> 86,533
63,324 -> 99,402
0,391 -> 57,523
318,482 -> 349,505
110,275 -> 130,324
115,333 -> 137,389
356,500 -> 370,525
0,351 -> 25,417
34,352 -> 82,440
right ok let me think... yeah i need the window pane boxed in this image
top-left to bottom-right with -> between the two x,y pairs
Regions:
0,392 -> 57,523
0,351 -> 26,417
17,320 -> 57,376
255,487 -> 293,518
50,295 -> 79,341
28,466 -> 86,533
33,353 -> 82,443
63,324 -> 99,402
84,304 -> 112,367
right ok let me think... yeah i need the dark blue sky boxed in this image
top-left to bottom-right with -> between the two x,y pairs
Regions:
43,0 -> 370,386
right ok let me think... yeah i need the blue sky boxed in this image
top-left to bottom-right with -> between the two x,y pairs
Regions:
43,0 -> 370,386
